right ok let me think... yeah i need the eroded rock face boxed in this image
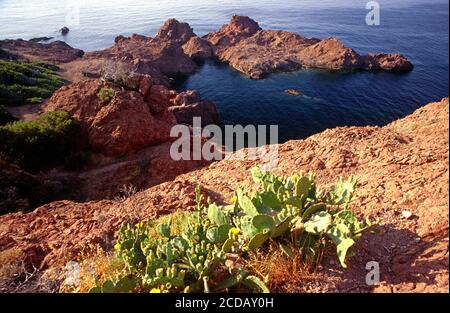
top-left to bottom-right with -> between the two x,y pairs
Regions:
0,39 -> 84,63
87,34 -> 197,77
182,36 -> 213,60
45,79 -> 176,157
296,37 -> 363,70
169,90 -> 221,126
219,30 -> 321,79
363,53 -> 414,72
155,18 -> 196,44
204,15 -> 262,56
89,89 -> 176,156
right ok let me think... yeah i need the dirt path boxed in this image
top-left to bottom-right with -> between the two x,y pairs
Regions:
5,102 -> 45,121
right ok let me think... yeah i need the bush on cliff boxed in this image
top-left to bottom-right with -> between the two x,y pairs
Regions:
0,60 -> 65,105
0,111 -> 80,170
77,167 -> 378,293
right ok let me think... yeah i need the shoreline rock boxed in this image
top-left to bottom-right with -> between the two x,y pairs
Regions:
200,15 -> 413,78
0,39 -> 84,63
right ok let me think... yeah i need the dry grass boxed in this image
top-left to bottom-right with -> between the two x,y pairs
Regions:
0,247 -> 22,282
245,241 -> 323,293
59,244 -> 125,293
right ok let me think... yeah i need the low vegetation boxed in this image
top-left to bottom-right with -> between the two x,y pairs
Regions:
81,167 -> 378,293
0,111 -> 80,170
97,87 -> 115,103
0,60 -> 65,106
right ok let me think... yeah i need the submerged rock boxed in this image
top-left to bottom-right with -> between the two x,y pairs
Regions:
60,27 -> 70,36
285,89 -> 302,96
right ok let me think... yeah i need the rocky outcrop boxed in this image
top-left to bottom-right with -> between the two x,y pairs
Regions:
86,33 -> 197,77
45,73 -> 220,156
1,16 -> 413,82
155,18 -> 196,45
363,53 -> 414,72
182,36 -> 213,60
0,98 -> 447,292
219,30 -> 321,79
169,90 -> 221,126
203,15 -> 262,56
45,79 -> 176,157
201,16 -> 413,78
0,39 -> 84,63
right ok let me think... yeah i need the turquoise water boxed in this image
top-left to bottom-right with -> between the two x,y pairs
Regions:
0,0 -> 448,141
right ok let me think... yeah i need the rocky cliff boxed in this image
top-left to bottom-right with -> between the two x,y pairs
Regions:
0,98 -> 447,293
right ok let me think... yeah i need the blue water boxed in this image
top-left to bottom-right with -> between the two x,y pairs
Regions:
0,0 -> 448,141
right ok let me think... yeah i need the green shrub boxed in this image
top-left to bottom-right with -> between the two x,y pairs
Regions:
90,167 -> 379,293
0,111 -> 80,170
0,60 -> 65,105
97,87 -> 115,103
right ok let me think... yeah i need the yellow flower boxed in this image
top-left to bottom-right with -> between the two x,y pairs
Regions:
229,227 -> 240,235
150,288 -> 161,293
230,196 -> 237,204
135,221 -> 144,229
114,243 -> 121,250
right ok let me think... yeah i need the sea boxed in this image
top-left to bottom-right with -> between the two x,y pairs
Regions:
0,0 -> 448,141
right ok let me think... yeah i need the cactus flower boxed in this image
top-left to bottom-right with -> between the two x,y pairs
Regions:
230,227 -> 240,235
114,243 -> 121,250
150,288 -> 161,293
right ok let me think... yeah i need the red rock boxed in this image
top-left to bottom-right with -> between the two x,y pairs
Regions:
363,53 -> 414,72
0,39 -> 84,63
204,15 -> 262,55
138,75 -> 154,98
155,18 -> 196,44
45,80 -> 176,157
203,16 -> 413,78
89,90 -> 175,156
182,36 -> 213,59
171,90 -> 201,106
148,84 -> 171,113
296,37 -> 363,70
